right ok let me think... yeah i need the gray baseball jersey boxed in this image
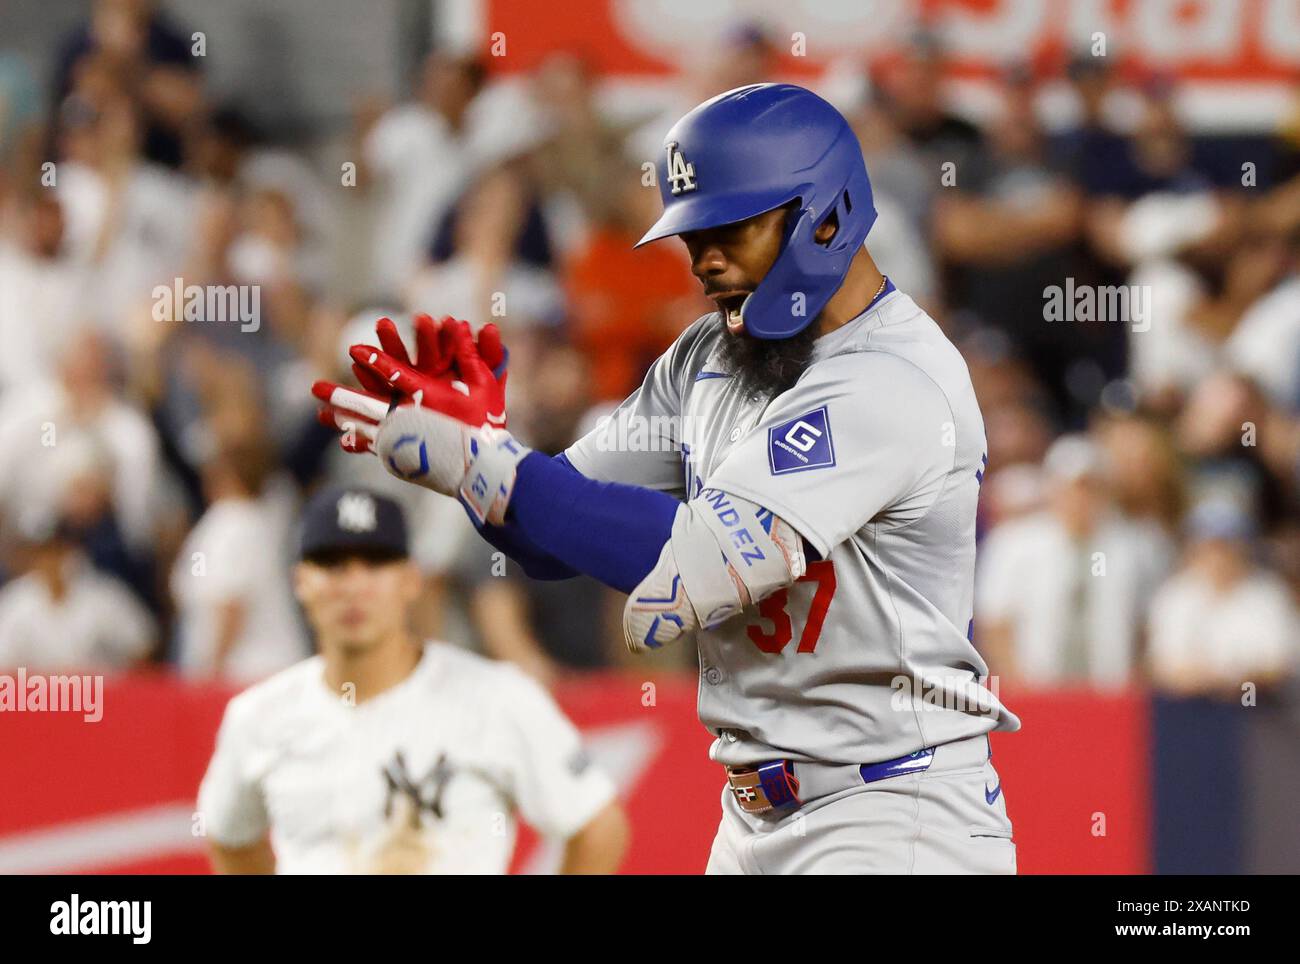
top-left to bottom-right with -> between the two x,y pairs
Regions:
566,289 -> 1021,766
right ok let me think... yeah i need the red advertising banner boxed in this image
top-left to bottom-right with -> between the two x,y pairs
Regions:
475,0 -> 1300,82
0,671 -> 1146,874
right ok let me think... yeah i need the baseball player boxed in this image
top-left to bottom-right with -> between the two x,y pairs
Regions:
198,486 -> 628,874
315,83 -> 1021,874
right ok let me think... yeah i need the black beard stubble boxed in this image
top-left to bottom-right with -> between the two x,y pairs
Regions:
714,318 -> 819,403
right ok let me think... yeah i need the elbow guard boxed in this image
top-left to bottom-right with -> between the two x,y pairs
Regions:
622,489 -> 807,654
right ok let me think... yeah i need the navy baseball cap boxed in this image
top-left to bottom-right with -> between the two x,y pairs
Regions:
299,486 -> 409,562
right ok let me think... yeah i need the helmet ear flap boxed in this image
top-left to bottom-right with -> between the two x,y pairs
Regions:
812,199 -> 845,249
815,189 -> 861,250
779,198 -> 803,244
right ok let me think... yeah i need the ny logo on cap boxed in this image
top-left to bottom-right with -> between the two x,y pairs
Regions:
337,492 -> 377,532
666,140 -> 696,195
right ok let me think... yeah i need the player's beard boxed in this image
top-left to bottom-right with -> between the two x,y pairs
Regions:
715,318 -> 818,403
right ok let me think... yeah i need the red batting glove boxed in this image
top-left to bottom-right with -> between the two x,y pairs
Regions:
312,315 -> 508,454
348,318 -> 508,430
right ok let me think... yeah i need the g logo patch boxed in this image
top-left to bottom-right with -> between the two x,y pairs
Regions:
783,420 -> 823,453
768,407 -> 835,474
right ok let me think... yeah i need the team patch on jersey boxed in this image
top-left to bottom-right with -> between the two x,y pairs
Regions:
768,406 -> 836,475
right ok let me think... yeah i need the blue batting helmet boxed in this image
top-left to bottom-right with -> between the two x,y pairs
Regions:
635,83 -> 877,339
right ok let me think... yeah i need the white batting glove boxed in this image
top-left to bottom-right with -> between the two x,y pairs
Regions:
375,405 -> 531,526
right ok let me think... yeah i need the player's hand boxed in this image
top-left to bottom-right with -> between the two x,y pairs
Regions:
351,317 -> 507,428
375,404 -> 529,525
312,315 -> 508,454
374,404 -> 475,498
312,312 -> 455,454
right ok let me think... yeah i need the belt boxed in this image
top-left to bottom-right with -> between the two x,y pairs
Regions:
724,735 -> 991,815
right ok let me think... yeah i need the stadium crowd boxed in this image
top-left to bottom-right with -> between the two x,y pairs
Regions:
0,3 -> 1296,698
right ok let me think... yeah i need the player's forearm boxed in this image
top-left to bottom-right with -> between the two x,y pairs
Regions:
478,516 -> 580,580
374,410 -> 793,648
505,452 -> 679,594
505,455 -> 806,654
559,801 -> 629,875
473,453 -> 582,580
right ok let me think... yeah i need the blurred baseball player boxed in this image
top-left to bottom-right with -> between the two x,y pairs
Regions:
198,486 -> 628,874
314,83 -> 1020,873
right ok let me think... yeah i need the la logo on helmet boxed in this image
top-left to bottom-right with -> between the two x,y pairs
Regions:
666,141 -> 696,195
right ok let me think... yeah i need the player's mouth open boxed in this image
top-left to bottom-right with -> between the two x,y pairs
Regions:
713,292 -> 749,334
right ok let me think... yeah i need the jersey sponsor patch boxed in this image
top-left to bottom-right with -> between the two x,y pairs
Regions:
768,406 -> 835,475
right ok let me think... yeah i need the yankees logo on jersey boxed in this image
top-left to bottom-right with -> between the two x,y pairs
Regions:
382,749 -> 509,822
383,750 -> 455,821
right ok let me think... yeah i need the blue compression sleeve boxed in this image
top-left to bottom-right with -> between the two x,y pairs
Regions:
505,451 -> 680,594
477,452 -> 820,578
478,515 -> 579,580
474,453 -> 581,580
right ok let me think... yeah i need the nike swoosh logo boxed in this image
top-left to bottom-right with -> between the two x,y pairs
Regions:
486,411 -> 507,426
985,782 -> 1002,805
694,371 -> 730,382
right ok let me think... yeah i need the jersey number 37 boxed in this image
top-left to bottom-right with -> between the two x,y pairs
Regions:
746,561 -> 836,654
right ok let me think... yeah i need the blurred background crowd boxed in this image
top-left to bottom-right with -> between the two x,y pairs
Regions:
0,0 -> 1297,702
